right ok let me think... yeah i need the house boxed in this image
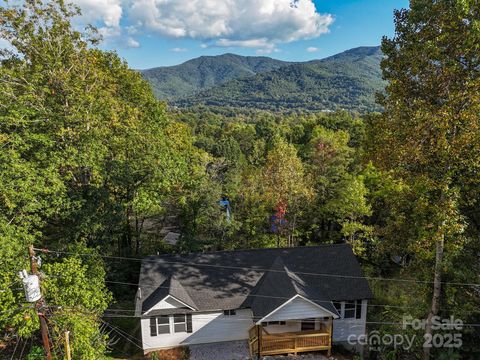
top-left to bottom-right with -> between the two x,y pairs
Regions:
135,244 -> 373,357
163,231 -> 181,246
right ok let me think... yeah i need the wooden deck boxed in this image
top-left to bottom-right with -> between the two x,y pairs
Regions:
248,325 -> 332,357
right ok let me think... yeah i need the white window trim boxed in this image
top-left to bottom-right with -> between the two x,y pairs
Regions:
337,300 -> 363,319
173,313 -> 187,333
333,301 -> 343,318
151,315 -> 170,336
150,313 -> 191,336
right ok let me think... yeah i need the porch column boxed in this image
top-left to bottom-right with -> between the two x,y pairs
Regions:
328,317 -> 333,356
258,324 -> 262,356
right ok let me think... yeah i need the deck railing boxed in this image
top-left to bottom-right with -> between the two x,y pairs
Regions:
248,325 -> 332,357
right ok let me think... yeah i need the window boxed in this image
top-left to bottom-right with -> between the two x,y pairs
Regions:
343,300 -> 362,319
149,314 -> 193,336
301,318 -> 316,331
261,321 -> 286,326
333,301 -> 342,315
174,314 -> 187,333
157,315 -> 170,334
344,301 -> 356,319
150,315 -> 170,336
356,300 -> 362,319
223,309 -> 236,316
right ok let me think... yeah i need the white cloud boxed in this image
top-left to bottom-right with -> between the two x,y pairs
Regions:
215,38 -> 273,49
70,0 -> 333,53
170,47 -> 188,52
213,38 -> 278,54
125,26 -> 139,35
71,0 -> 123,43
72,0 -> 122,28
127,0 -> 333,52
256,47 -> 281,55
126,37 -> 140,48
306,46 -> 318,52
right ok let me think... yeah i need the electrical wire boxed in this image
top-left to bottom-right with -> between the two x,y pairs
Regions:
34,247 -> 480,288
99,320 -> 144,351
55,305 -> 480,328
18,339 -> 27,360
9,336 -> 20,360
40,274 -> 460,313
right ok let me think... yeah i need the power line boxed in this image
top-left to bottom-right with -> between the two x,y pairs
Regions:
36,305 -> 480,354
18,337 -> 28,360
55,305 -> 480,329
39,275 -> 440,313
34,247 -> 480,287
100,320 -> 144,351
9,335 -> 20,360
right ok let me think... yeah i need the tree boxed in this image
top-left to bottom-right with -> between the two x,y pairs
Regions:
0,0 -> 200,356
245,139 -> 313,247
42,249 -> 112,359
371,1 -> 480,358
306,125 -> 372,247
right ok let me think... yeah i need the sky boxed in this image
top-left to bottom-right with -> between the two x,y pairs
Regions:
69,0 -> 410,70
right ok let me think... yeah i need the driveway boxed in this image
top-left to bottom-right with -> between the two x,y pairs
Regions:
189,341 -> 340,360
189,340 -> 250,360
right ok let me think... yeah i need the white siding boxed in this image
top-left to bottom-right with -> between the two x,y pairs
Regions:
260,296 -> 333,323
332,300 -> 367,342
140,298 -> 369,351
141,309 -> 254,352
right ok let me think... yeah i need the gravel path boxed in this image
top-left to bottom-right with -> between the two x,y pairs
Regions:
189,340 -> 250,360
263,354 -> 329,360
189,341 -> 335,360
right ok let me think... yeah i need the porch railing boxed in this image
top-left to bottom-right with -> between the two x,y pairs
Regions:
248,325 -> 332,357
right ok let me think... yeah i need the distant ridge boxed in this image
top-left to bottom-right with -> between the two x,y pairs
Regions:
142,46 -> 385,112
141,53 -> 291,99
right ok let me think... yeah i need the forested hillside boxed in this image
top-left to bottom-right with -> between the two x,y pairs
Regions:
177,46 -> 385,112
1,1 -> 479,360
141,54 -> 290,99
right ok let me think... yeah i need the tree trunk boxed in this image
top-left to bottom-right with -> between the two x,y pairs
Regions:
423,235 -> 444,360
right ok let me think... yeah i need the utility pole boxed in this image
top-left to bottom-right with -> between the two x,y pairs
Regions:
28,245 -> 52,360
64,331 -> 71,360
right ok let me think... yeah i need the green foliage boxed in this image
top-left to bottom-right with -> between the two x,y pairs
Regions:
26,346 -> 44,360
0,0 -> 201,357
172,108 -> 372,251
2,0 -> 478,358
142,53 -> 289,99
365,0 -> 480,357
174,46 -> 385,113
39,251 -> 111,359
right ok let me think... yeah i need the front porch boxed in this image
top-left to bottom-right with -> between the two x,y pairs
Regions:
248,318 -> 332,357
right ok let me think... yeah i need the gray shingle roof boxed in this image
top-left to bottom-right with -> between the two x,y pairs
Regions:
142,276 -> 197,312
135,244 -> 373,318
248,256 -> 339,319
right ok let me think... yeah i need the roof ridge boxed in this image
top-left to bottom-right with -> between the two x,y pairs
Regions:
169,276 -> 197,310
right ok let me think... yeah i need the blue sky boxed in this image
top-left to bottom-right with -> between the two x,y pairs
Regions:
72,0 -> 409,69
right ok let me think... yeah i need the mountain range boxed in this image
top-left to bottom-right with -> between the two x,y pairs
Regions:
141,46 -> 385,112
